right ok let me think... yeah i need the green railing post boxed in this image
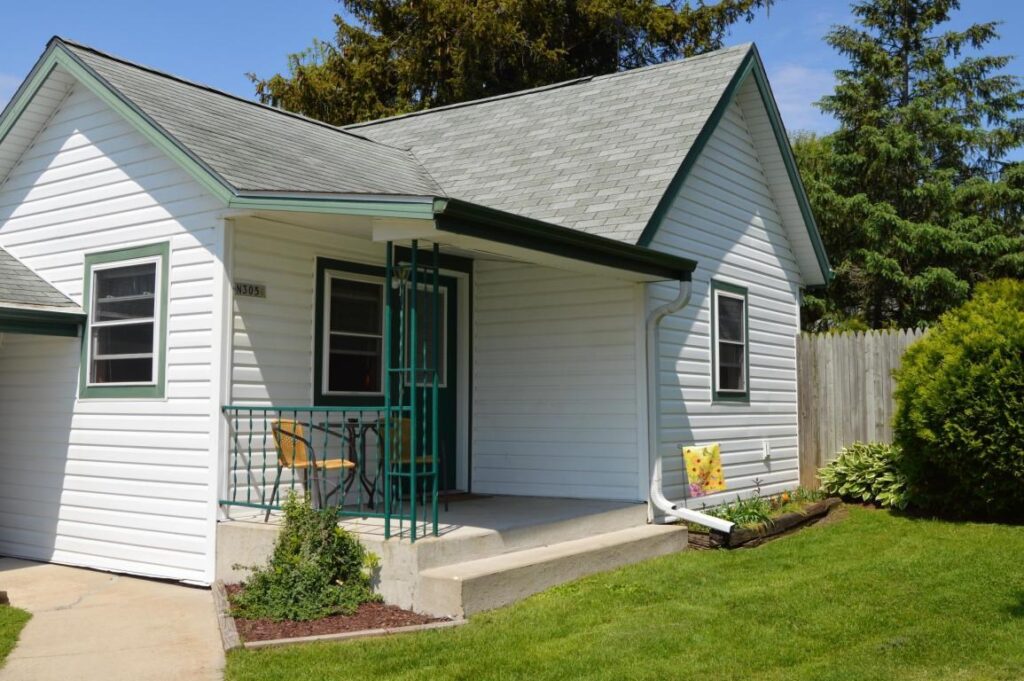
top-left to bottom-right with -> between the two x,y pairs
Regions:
230,409 -> 239,503
432,242 -> 440,536
246,408 -> 253,505
384,242 -> 393,540
410,240 -> 418,542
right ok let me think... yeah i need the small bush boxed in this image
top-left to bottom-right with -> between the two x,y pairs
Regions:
819,442 -> 908,509
230,493 -> 381,621
893,279 -> 1024,520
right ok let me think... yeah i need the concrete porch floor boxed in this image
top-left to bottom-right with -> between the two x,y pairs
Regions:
218,495 -> 686,618
221,494 -> 644,538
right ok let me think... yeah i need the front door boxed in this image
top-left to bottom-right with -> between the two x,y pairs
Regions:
395,274 -> 458,491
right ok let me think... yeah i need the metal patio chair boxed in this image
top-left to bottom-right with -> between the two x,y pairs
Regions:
391,416 -> 449,512
265,418 -> 355,521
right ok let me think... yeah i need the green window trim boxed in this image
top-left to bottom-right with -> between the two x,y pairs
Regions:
313,251 -> 471,407
710,279 -> 750,404
79,242 -> 169,399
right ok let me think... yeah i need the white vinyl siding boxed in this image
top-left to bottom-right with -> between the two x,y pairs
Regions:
472,261 -> 644,501
0,80 -> 223,583
648,77 -> 803,507
230,218 -> 389,406
228,218 -> 391,504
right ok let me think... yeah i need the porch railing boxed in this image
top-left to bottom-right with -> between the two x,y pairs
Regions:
221,239 -> 443,542
220,404 -> 439,541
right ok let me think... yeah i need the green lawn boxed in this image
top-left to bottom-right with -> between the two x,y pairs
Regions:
227,507 -> 1024,681
0,606 -> 30,667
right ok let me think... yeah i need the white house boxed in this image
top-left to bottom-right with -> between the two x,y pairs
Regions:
0,37 -> 830,608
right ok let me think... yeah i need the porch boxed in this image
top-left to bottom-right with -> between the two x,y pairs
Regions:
221,210 -> 689,528
216,495 -> 686,618
216,210 -> 696,614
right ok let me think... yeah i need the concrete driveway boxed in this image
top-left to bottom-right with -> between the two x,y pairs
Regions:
0,558 -> 223,681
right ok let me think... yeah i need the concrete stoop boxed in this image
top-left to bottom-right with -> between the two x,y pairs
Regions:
414,524 -> 688,618
217,498 -> 688,618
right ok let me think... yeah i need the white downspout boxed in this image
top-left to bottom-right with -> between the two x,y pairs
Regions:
645,280 -> 735,536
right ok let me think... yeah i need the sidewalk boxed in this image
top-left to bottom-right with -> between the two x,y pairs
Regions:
0,558 -> 223,681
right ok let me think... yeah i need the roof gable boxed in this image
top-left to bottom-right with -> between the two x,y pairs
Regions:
637,47 -> 831,285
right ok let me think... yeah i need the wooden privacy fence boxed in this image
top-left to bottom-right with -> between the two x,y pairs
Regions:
797,328 -> 926,487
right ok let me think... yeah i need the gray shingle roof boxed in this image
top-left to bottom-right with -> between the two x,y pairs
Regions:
53,39 -> 752,245
0,246 -> 81,312
61,40 -> 441,197
348,44 -> 751,243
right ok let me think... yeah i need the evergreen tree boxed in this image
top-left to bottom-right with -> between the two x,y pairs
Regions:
796,0 -> 1024,330
251,0 -> 774,125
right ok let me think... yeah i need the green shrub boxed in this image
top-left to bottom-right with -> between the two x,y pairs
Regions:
893,279 -> 1024,520
819,442 -> 908,509
230,493 -> 381,621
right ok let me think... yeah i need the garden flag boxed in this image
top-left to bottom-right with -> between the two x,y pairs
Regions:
682,443 -> 726,497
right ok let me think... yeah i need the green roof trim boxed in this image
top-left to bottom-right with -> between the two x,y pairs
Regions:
636,46 -> 833,285
0,50 -> 58,149
0,307 -> 84,338
433,198 -> 696,281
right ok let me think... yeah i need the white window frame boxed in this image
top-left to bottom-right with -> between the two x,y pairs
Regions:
712,285 -> 748,396
321,270 -> 386,397
85,255 -> 162,388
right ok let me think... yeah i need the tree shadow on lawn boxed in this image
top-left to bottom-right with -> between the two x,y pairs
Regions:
1007,591 -> 1024,619
884,505 -> 1024,528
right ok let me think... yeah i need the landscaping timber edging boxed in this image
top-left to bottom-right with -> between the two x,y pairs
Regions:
689,497 -> 842,549
241,619 -> 468,650
213,581 -> 243,652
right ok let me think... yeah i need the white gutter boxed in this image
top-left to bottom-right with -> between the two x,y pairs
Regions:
645,280 -> 735,536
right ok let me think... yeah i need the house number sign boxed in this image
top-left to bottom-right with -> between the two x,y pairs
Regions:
234,282 -> 267,298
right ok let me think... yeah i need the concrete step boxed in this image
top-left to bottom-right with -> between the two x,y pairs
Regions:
401,501 -> 649,571
415,524 -> 687,618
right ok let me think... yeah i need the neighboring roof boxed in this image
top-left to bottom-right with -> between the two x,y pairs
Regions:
0,246 -> 81,313
58,39 -> 441,197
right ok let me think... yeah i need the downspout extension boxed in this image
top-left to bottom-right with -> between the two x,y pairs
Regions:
645,280 -> 736,536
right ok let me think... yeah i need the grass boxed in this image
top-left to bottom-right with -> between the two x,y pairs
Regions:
227,507 -> 1024,681
0,606 -> 30,667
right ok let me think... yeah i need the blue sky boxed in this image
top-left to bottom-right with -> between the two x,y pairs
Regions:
2,0 -> 1022,144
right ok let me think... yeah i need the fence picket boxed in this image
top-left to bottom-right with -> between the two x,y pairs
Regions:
796,327 -> 925,487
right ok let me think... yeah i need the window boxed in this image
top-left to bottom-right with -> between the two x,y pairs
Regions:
313,254 -> 467,406
80,243 -> 168,398
711,280 -> 748,401
323,272 -> 385,395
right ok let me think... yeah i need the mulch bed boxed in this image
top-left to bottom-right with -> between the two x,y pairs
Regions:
225,584 -> 447,642
687,497 -> 842,550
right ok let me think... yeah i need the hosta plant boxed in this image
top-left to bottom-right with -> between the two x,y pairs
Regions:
819,442 -> 908,509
